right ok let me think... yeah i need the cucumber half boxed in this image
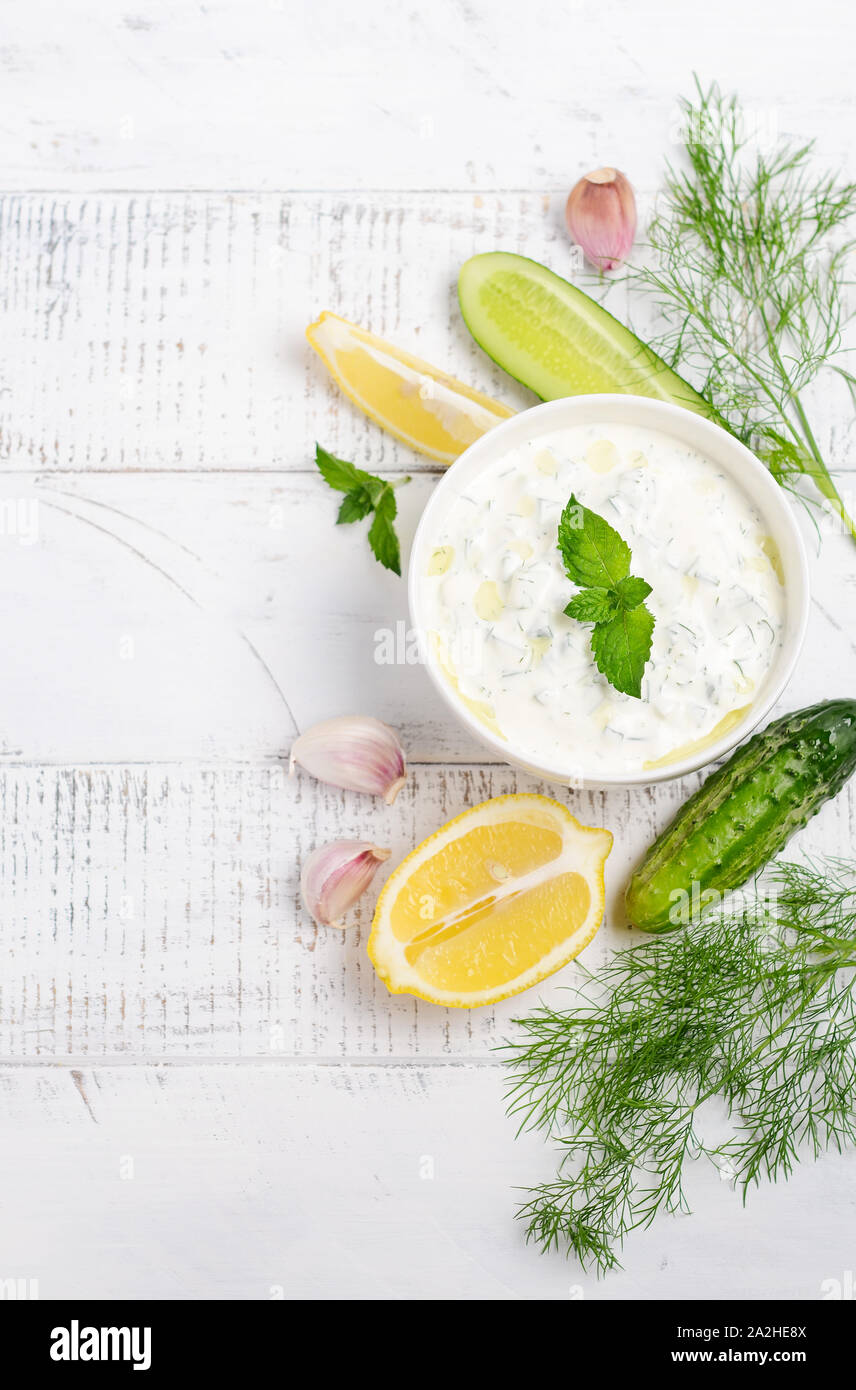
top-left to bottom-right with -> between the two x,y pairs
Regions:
458,251 -> 712,414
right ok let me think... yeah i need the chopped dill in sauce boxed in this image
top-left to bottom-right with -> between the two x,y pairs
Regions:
421,422 -> 786,776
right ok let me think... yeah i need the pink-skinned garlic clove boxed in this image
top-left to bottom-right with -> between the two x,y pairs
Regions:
289,715 -> 407,803
300,839 -> 391,929
565,167 -> 637,272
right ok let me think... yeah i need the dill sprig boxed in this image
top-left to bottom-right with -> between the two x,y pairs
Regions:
630,78 -> 856,545
502,858 -> 856,1274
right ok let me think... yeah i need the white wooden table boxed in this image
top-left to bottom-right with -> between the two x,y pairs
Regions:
1,0 -> 855,1301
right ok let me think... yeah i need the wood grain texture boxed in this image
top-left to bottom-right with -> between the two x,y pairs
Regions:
1,762 -> 853,1060
1,1062 -> 854,1300
0,191 -> 540,471
0,470 -> 852,762
2,192 -> 854,477
1,1 -> 854,192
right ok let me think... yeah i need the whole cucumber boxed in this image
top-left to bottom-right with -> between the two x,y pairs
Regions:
626,700 -> 856,932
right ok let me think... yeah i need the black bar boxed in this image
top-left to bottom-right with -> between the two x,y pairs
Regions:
1,1298 -> 849,1376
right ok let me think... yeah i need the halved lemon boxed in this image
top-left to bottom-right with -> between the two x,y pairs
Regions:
306,311 -> 513,463
368,794 -> 613,1008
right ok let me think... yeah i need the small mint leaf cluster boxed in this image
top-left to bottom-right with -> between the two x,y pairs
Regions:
558,494 -> 655,699
315,443 -> 409,575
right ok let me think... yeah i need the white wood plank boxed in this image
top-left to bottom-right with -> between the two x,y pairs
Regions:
0,470 -> 852,764
0,1 -> 854,192
0,191 -> 537,472
0,1061 -> 853,1300
0,470 -> 459,761
1,762 -> 853,1060
2,192 -> 855,477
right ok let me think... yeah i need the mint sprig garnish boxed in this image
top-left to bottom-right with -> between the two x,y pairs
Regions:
558,494 -> 655,699
315,444 -> 409,576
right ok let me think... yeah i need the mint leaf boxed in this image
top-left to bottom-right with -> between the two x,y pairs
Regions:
590,604 -> 655,699
336,487 -> 374,524
315,443 -> 371,493
315,442 -> 407,575
558,492 -> 655,698
564,587 -> 618,623
557,494 -> 631,590
367,487 -> 402,575
614,575 -> 653,610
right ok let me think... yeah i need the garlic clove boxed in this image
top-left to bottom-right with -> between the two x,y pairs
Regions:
300,839 -> 391,929
289,715 -> 407,804
565,167 -> 637,272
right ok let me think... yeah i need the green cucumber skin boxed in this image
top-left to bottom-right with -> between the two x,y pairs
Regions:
626,700 -> 856,933
457,251 -> 711,416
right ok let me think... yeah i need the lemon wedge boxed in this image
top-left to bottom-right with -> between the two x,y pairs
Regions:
368,794 -> 612,1008
306,311 -> 513,464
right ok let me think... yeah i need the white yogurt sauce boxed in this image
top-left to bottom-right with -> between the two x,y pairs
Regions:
421,422 -> 786,777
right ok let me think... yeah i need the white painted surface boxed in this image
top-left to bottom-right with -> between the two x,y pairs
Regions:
1,0 -> 855,1301
1,1064 -> 854,1301
2,1 -> 853,192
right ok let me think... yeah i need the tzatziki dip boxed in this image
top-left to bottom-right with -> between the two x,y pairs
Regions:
420,421 -> 786,778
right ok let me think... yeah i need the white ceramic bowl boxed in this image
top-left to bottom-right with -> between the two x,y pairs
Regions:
408,395 -> 810,788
